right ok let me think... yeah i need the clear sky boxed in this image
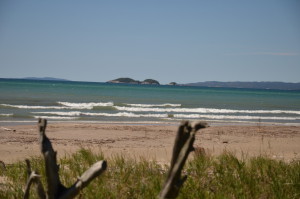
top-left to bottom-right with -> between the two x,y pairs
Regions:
0,0 -> 299,84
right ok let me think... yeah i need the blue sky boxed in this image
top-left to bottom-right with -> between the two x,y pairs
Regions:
0,0 -> 299,84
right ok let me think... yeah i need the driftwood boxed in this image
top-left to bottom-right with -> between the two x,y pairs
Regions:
24,159 -> 45,199
24,119 -> 107,199
159,121 -> 208,199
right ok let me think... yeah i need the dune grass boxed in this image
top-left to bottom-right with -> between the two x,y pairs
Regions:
0,149 -> 299,199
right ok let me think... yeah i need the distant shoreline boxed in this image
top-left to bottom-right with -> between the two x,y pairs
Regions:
1,78 -> 300,90
185,81 -> 300,91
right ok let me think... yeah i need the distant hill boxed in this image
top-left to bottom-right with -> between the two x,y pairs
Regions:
141,79 -> 160,85
185,81 -> 300,90
107,78 -> 140,84
107,78 -> 160,85
168,82 -> 178,86
23,77 -> 70,81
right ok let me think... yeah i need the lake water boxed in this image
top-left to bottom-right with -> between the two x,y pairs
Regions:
1,78 -> 300,125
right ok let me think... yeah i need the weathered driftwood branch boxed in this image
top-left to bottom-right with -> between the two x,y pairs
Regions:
23,159 -> 46,199
159,121 -> 208,199
38,118 -> 66,199
59,160 -> 107,199
24,119 -> 107,199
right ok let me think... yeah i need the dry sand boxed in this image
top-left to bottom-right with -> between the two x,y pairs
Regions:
0,122 -> 299,164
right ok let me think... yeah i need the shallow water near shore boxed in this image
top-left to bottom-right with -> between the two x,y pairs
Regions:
1,78 -> 300,125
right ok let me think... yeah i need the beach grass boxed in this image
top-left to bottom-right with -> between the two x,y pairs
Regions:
0,148 -> 299,199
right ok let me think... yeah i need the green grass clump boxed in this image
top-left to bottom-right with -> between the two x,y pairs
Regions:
0,149 -> 299,198
184,153 -> 300,199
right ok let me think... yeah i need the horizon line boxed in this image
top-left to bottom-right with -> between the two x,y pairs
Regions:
0,77 -> 299,84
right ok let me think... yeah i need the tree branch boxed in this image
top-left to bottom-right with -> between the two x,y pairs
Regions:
59,160 -> 107,199
38,118 -> 66,199
159,121 -> 208,199
23,119 -> 107,199
23,159 -> 46,199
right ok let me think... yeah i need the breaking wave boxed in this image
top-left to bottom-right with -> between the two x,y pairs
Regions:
0,104 -> 65,109
0,102 -> 114,110
3,100 -> 300,123
31,111 -> 300,121
33,116 -> 79,120
125,103 -> 182,107
33,111 -> 82,116
32,111 -> 167,118
57,102 -> 114,109
173,114 -> 300,120
3,102 -> 299,115
0,113 -> 13,117
114,106 -> 300,115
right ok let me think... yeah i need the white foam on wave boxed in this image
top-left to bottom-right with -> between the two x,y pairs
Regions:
1,104 -> 66,109
83,112 -> 167,118
33,116 -> 79,120
126,103 -> 181,107
114,106 -> 300,115
58,102 -> 114,109
31,111 -> 299,121
4,102 -> 300,115
1,102 -> 114,110
0,113 -> 13,117
33,111 -> 167,118
33,111 -> 82,116
173,114 -> 300,120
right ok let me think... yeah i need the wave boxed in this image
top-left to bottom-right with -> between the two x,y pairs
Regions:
125,103 -> 181,107
114,106 -> 300,115
33,111 -> 82,116
0,113 -> 13,117
31,111 -> 300,121
1,104 -> 71,110
32,111 -> 167,118
4,101 -> 299,115
0,102 -> 114,110
83,112 -> 168,118
33,116 -> 79,120
173,114 -> 300,121
1,102 -> 181,110
57,102 -> 114,109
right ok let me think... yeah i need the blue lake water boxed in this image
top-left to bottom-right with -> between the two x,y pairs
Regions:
1,78 -> 300,125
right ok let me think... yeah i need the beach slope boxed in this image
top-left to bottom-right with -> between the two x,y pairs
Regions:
0,123 -> 299,163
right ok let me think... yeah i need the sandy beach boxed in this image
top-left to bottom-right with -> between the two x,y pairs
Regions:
0,122 -> 300,164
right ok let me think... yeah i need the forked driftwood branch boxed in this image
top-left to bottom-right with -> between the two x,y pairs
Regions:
159,121 -> 208,199
24,159 -> 45,199
24,119 -> 107,199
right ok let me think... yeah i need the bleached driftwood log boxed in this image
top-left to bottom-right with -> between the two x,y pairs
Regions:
24,119 -> 107,199
159,121 -> 208,199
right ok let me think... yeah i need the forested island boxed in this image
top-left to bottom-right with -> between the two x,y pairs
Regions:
107,78 -> 160,85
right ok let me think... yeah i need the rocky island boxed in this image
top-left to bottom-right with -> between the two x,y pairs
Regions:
168,82 -> 177,86
141,79 -> 160,85
107,78 -> 160,85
